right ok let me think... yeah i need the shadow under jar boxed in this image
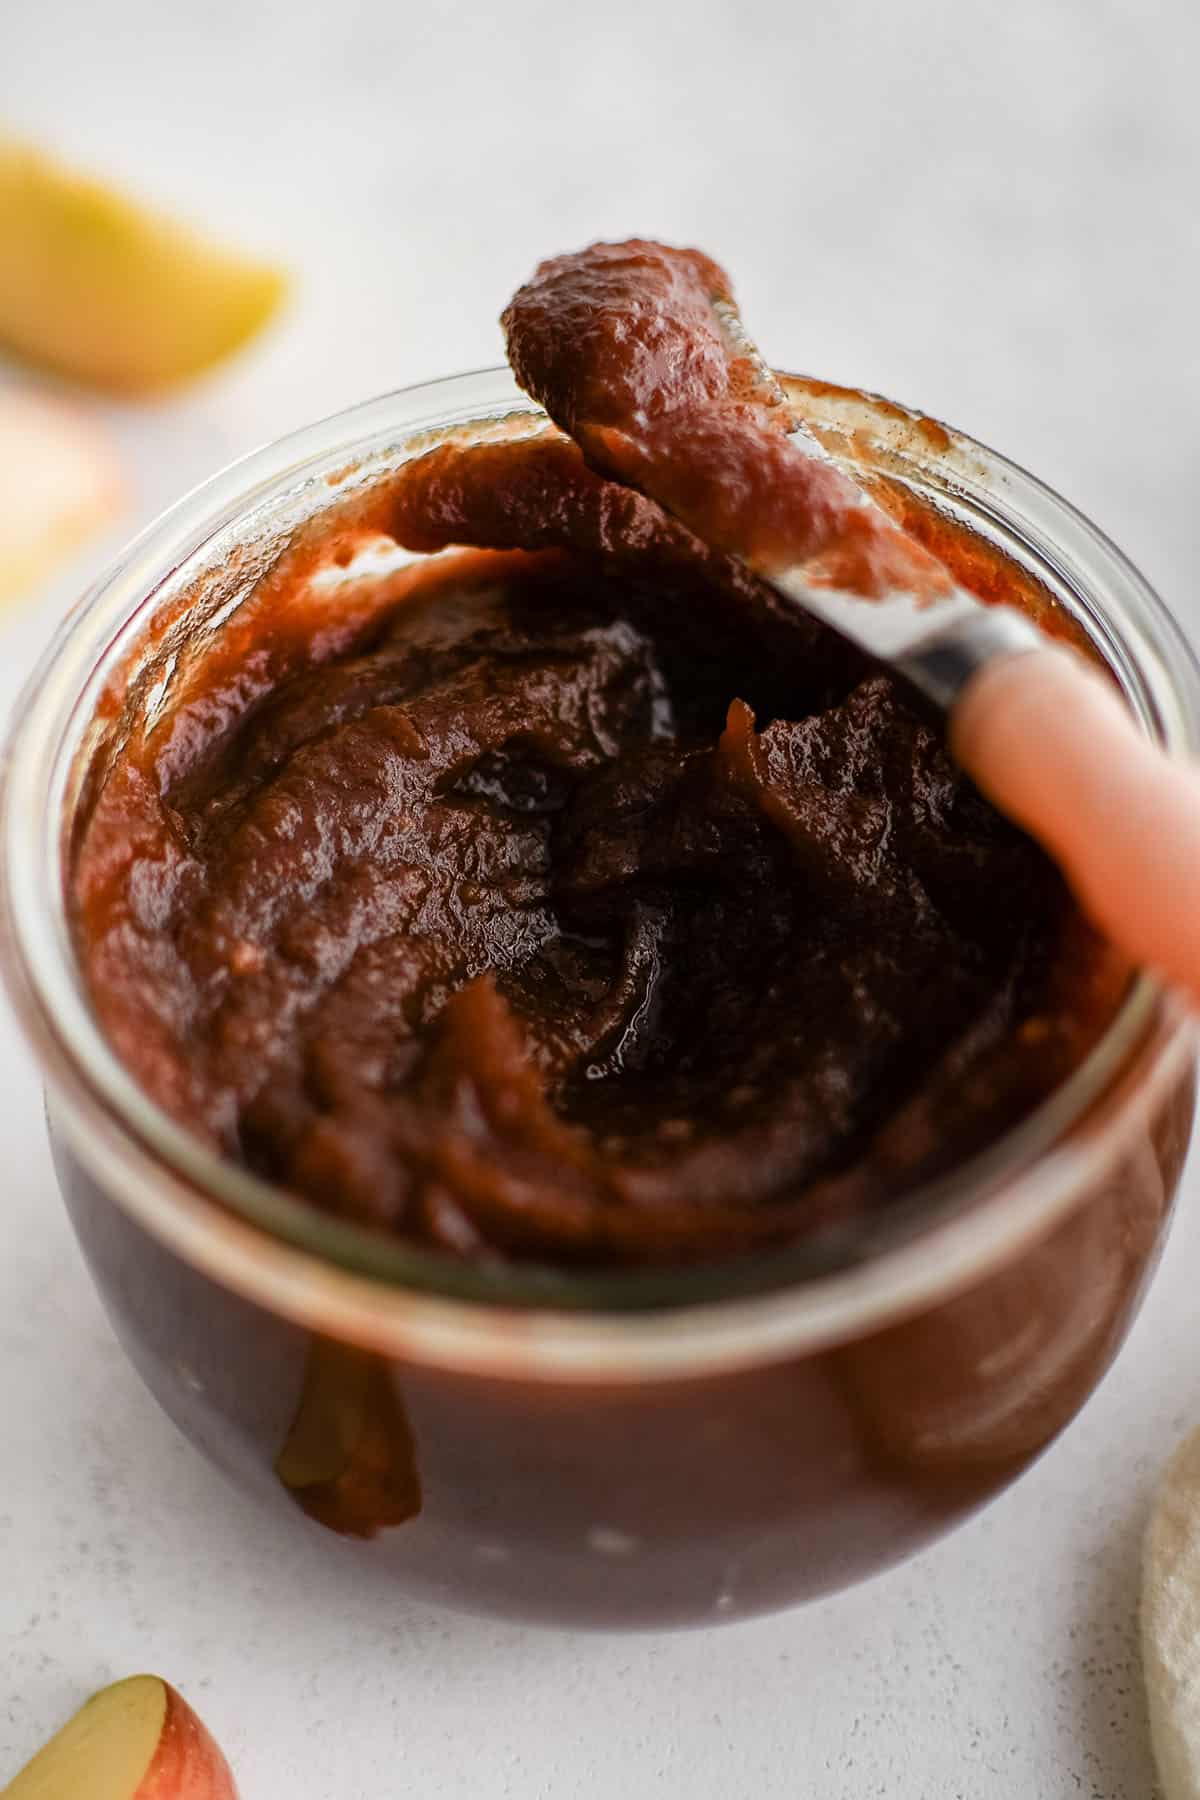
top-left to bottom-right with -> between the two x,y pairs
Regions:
2,369 -> 1196,1629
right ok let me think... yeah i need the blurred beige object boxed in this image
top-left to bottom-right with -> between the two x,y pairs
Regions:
0,140 -> 288,393
1144,1426 -> 1200,1799
0,388 -> 123,605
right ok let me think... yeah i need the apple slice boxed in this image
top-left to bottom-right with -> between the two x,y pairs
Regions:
1,1676 -> 238,1799
0,387 -> 123,606
1144,1426 -> 1200,1800
0,140 -> 288,394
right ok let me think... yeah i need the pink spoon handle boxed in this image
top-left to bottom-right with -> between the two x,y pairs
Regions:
951,648 -> 1200,1005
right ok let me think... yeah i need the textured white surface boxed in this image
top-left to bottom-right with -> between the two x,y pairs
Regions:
2,1 -> 1200,1793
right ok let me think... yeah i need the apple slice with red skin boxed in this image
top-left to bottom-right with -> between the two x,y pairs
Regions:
1,1676 -> 237,1799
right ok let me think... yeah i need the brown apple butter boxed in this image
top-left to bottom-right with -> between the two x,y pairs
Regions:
70,479 -> 1124,1264
69,243 -> 1126,1267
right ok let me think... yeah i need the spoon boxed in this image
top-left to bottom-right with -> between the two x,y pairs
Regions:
507,254 -> 1200,1008
712,299 -> 1200,1005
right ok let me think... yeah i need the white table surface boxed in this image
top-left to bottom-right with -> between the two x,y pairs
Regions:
3,2 -> 1200,1792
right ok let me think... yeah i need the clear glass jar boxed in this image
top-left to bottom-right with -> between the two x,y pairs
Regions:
2,368 -> 1196,1627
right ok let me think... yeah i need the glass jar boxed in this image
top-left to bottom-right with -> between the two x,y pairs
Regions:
2,369 -> 1195,1628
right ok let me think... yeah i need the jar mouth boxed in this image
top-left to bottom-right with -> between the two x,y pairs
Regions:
2,365 -> 1198,1370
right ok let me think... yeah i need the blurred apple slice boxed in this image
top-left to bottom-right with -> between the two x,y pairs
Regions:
1144,1426 -> 1200,1800
0,140 -> 288,394
0,387 -> 123,606
1,1675 -> 237,1799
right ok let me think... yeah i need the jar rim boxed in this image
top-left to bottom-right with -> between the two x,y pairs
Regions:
3,365 -> 1197,1378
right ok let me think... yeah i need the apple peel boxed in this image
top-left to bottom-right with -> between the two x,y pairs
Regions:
1,1675 -> 238,1800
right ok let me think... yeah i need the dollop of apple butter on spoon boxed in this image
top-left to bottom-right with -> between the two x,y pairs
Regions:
503,239 -> 1200,1006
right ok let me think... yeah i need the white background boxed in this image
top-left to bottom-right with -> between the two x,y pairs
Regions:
3,1 -> 1200,1792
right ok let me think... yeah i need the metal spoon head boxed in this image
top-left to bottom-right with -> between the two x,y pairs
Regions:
707,287 -> 1044,703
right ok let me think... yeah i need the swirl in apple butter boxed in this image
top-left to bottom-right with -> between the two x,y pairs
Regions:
70,246 -> 1126,1266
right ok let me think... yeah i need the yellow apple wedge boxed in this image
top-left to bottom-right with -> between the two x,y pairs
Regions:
0,140 -> 288,394
1,1676 -> 238,1799
0,387 -> 123,605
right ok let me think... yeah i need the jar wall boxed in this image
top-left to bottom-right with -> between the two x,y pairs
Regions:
6,368 -> 1195,1628
49,1059 -> 1193,1629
